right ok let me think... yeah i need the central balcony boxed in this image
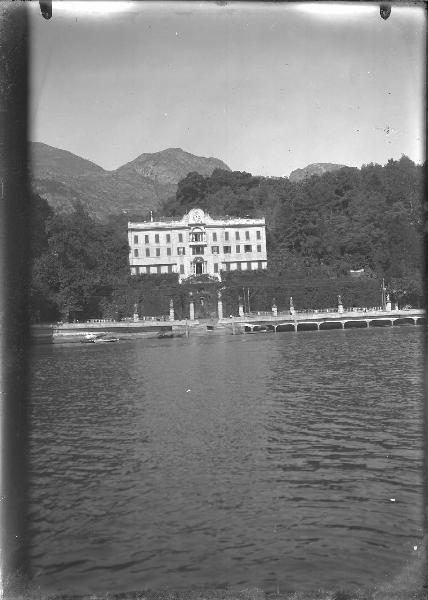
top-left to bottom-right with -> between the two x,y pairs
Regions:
188,232 -> 207,244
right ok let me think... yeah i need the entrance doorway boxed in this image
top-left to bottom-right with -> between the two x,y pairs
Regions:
193,258 -> 205,275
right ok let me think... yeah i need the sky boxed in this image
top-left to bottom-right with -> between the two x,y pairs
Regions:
30,1 -> 426,177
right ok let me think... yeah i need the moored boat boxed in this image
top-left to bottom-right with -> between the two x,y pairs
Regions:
82,333 -> 119,343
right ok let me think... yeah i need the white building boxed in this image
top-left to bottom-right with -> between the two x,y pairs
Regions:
128,207 -> 267,280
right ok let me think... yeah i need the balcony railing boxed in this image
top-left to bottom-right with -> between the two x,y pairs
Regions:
188,233 -> 207,244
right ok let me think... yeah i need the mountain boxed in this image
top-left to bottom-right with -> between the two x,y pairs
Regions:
289,162 -> 348,183
32,142 -> 105,179
116,147 -> 230,185
31,143 -> 230,220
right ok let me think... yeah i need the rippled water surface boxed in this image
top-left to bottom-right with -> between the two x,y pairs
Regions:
29,327 -> 424,595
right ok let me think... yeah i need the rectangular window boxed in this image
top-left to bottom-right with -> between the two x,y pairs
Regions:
245,230 -> 250,240
235,231 -> 240,240
237,262 -> 242,271
134,248 -> 139,257
211,246 -> 219,254
256,230 -> 261,240
155,234 -> 159,244
257,244 -> 262,252
212,232 -> 217,242
236,245 -> 240,253
225,263 -> 231,271
180,264 -> 185,274
214,263 -> 218,273
157,266 -> 161,274
133,235 -> 138,244
167,247 -> 171,256
156,248 -> 161,257
166,233 -> 171,244
191,232 -> 204,243
135,266 -> 140,275
145,235 -> 149,244
178,233 -> 183,243
223,246 -> 231,254
244,245 -> 252,253
192,246 -> 204,255
225,231 -> 229,241
145,248 -> 150,257
177,247 -> 185,255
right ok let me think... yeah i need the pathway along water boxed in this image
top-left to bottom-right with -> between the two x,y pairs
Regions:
29,326 -> 424,596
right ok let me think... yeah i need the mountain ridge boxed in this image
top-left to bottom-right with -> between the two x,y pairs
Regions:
31,143 -> 230,219
289,162 -> 348,182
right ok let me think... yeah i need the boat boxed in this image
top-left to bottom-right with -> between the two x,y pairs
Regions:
82,333 -> 119,343
157,331 -> 184,339
243,324 -> 273,334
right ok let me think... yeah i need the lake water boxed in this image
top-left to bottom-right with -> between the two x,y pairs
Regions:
29,326 -> 424,596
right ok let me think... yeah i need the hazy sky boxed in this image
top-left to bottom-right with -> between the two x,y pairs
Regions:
30,1 -> 425,176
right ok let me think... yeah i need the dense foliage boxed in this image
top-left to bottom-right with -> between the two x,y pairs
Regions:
30,156 -> 424,322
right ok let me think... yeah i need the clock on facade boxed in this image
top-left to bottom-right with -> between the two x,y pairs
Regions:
189,208 -> 204,223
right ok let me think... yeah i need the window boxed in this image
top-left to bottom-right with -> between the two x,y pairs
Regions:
225,263 -> 231,271
134,249 -> 139,257
244,245 -> 252,253
167,247 -> 171,256
178,233 -> 183,243
245,231 -> 250,240
235,231 -> 240,240
180,264 -> 185,274
256,230 -> 261,240
191,232 -> 204,242
135,266 -> 140,275
212,232 -> 217,242
133,235 -> 138,244
177,247 -> 185,256
145,248 -> 150,257
225,231 -> 229,241
212,246 -> 219,254
224,246 -> 231,254
237,262 -> 242,271
257,245 -> 262,252
166,234 -> 171,244
192,246 -> 204,255
156,248 -> 161,257
155,234 -> 159,243
145,235 -> 149,244
214,263 -> 218,273
157,266 -> 161,274
236,245 -> 240,253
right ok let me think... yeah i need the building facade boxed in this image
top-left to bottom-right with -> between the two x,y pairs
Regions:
128,208 -> 267,280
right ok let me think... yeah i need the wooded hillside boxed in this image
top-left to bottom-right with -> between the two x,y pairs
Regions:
30,156 -> 424,322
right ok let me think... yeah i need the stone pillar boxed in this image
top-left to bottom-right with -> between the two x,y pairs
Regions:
238,297 -> 244,317
133,302 -> 139,322
337,295 -> 344,314
289,296 -> 295,316
169,298 -> 175,321
386,293 -> 391,312
189,293 -> 195,320
217,290 -> 223,320
272,298 -> 278,317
